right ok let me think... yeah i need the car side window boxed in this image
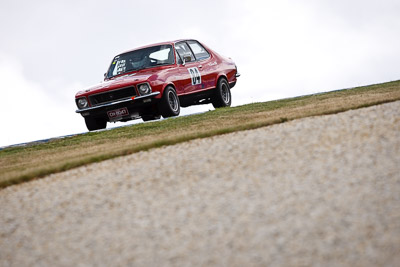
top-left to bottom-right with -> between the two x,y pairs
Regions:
175,42 -> 195,63
175,51 -> 182,64
187,40 -> 210,60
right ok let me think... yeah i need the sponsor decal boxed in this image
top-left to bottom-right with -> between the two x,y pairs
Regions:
107,107 -> 129,119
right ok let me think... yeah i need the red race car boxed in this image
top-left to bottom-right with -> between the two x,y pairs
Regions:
75,39 -> 240,131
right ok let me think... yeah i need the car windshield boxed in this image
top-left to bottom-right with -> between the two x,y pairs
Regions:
107,44 -> 174,78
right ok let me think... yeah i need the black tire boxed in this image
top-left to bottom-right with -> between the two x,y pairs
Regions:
84,117 -> 107,131
141,114 -> 161,122
212,78 -> 232,108
158,86 -> 180,118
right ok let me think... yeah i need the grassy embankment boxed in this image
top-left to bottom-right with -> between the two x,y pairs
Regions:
1,80 -> 400,188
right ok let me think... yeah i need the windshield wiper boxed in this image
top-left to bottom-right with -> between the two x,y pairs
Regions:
125,67 -> 140,73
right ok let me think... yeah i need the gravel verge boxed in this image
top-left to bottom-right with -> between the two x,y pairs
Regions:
1,101 -> 400,266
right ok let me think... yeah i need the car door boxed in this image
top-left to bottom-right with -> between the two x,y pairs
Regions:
175,41 -> 200,94
186,40 -> 215,91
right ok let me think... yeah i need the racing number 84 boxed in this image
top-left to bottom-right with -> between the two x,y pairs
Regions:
188,67 -> 202,85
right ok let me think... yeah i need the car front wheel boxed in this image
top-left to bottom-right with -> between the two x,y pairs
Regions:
212,78 -> 232,108
158,86 -> 180,118
84,117 -> 107,131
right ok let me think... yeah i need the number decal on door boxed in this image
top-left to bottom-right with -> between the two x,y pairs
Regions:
188,67 -> 202,85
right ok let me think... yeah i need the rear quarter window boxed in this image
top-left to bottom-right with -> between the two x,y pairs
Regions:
187,40 -> 210,60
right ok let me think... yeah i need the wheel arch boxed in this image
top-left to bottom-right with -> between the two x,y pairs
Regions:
160,82 -> 177,96
215,74 -> 228,88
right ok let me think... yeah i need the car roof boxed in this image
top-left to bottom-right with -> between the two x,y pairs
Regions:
118,39 -> 197,55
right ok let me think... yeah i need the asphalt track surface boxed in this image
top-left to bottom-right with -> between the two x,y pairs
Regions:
1,101 -> 399,266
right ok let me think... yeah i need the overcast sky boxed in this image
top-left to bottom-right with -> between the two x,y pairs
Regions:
1,0 -> 399,147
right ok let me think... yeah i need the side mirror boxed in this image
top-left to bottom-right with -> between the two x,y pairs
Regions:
183,55 -> 191,63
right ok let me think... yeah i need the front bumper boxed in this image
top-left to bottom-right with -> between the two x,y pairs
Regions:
75,92 -> 160,114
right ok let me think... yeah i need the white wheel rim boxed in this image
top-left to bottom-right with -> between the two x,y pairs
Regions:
221,83 -> 230,104
168,90 -> 179,112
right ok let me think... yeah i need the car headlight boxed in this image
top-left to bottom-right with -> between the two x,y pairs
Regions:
77,97 -> 88,109
138,83 -> 152,95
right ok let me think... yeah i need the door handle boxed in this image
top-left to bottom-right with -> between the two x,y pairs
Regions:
198,65 -> 203,69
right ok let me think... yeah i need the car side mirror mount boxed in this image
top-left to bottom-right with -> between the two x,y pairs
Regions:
183,55 -> 191,65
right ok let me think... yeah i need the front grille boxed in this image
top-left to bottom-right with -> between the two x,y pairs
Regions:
89,86 -> 137,106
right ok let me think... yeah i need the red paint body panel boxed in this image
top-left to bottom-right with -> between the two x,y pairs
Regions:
75,39 -> 239,127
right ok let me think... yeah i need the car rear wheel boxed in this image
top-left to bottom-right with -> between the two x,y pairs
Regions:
84,117 -> 107,131
158,86 -> 180,118
212,78 -> 232,108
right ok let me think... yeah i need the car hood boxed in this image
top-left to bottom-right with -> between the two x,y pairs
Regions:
76,73 -> 152,97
